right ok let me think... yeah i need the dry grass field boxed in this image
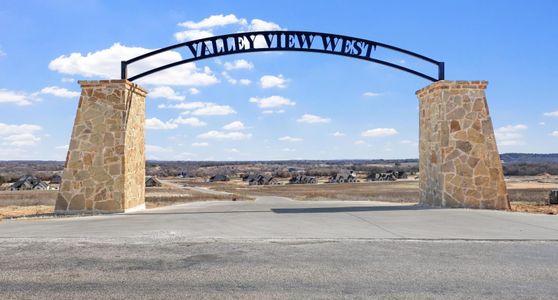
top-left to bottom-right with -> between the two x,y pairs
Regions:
144,186 -> 253,208
1,175 -> 557,219
200,180 -> 420,203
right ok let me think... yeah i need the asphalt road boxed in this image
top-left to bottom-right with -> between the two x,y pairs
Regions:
1,197 -> 558,299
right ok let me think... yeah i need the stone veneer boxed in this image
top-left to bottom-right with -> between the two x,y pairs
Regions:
55,80 -> 147,213
417,80 -> 509,209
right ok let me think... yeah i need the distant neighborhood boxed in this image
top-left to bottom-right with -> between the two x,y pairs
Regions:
1,153 -> 558,191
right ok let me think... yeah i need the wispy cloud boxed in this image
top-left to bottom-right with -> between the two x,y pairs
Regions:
223,121 -> 246,130
40,86 -> 80,98
279,136 -> 303,142
362,92 -> 382,97
297,114 -> 331,124
224,59 -> 254,70
161,101 -> 236,116
260,74 -> 288,88
333,131 -> 345,137
0,123 -> 42,146
494,124 -> 527,146
361,128 -> 398,137
249,95 -> 295,108
0,89 -> 37,106
149,86 -> 186,101
197,130 -> 252,140
145,116 -> 206,130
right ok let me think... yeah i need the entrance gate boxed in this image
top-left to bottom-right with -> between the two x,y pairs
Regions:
55,31 -> 509,212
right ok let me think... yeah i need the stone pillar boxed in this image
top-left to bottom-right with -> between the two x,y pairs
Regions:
55,80 -> 147,213
416,81 -> 509,209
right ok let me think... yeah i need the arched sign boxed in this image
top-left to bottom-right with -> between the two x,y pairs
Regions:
121,30 -> 445,82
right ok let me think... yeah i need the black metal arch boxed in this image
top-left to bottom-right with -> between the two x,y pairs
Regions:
121,30 -> 444,82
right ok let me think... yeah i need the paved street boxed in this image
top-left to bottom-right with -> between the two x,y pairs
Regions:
1,197 -> 558,299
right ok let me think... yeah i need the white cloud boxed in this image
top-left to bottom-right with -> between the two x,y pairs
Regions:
225,148 -> 240,153
40,86 -> 80,98
48,43 -> 218,87
61,78 -> 75,83
0,49 -> 5,57
279,136 -> 303,142
239,79 -> 251,86
281,147 -> 296,152
249,95 -> 295,108
149,86 -> 186,101
260,74 -> 287,88
192,142 -> 209,147
539,122 -> 546,126
224,59 -> 254,70
146,115 -> 207,129
551,131 -> 558,137
161,101 -> 206,110
495,124 -> 527,146
192,103 -> 236,116
178,14 -> 247,29
171,116 -> 206,127
363,92 -> 382,97
544,110 -> 558,117
197,130 -> 252,140
223,121 -> 246,130
189,88 -> 200,95
3,133 -> 41,146
174,14 -> 247,42
0,89 -> 35,106
297,114 -> 331,124
174,29 -> 214,42
0,123 -> 42,146
161,101 -> 236,116
333,131 -> 345,137
145,117 -> 178,130
56,144 -> 69,150
249,19 -> 284,31
361,128 -> 398,137
0,123 -> 42,135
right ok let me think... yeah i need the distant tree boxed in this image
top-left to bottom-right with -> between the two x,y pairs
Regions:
0,176 -> 5,185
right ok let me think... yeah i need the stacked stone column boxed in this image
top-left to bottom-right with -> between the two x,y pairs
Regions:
417,80 -> 509,209
55,80 -> 147,213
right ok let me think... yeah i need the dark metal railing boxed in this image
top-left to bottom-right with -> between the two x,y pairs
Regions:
121,30 -> 444,82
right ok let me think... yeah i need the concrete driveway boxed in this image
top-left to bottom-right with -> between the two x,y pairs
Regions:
1,197 -> 558,299
1,196 -> 557,241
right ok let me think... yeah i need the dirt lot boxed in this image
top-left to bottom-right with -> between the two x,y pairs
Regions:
1,176 -> 557,219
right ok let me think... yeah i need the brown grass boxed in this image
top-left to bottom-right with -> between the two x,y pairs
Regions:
144,186 -> 253,208
0,190 -> 57,207
0,205 -> 54,219
510,203 -> 558,215
205,180 -> 420,203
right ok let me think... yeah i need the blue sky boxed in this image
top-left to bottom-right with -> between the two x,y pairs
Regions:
0,0 -> 557,160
